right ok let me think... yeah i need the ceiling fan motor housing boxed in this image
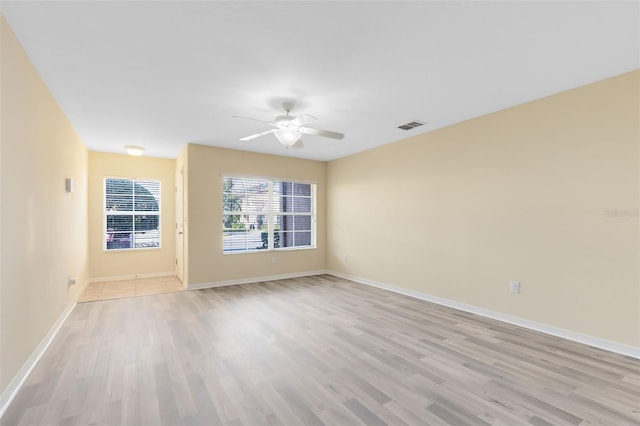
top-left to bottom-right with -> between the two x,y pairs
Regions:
274,115 -> 294,127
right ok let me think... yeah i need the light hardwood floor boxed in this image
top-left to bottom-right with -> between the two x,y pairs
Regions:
2,275 -> 639,425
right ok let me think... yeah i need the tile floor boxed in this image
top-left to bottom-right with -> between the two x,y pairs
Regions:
78,275 -> 184,302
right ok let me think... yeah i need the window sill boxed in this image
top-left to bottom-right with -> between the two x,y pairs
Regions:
104,247 -> 163,253
223,246 -> 317,255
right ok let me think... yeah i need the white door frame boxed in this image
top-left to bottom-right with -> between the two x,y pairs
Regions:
175,167 -> 185,283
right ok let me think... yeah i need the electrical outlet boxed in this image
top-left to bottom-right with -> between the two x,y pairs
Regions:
509,281 -> 520,294
344,255 -> 348,263
272,256 -> 277,264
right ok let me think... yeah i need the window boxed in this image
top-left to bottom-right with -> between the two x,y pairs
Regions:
104,178 -> 161,250
223,176 -> 315,253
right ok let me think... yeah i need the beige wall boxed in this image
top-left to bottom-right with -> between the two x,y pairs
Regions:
186,144 -> 327,285
0,17 -> 89,392
88,152 -> 176,280
328,71 -> 640,347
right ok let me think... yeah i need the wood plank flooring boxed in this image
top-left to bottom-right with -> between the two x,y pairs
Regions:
2,275 -> 639,425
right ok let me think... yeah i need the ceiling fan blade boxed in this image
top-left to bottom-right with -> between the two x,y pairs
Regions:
232,116 -> 278,127
299,127 -> 344,140
291,140 -> 304,149
290,114 -> 317,127
240,129 -> 275,141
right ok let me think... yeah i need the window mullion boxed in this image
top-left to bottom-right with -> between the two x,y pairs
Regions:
268,180 -> 274,250
130,187 -> 135,230
312,184 -> 316,247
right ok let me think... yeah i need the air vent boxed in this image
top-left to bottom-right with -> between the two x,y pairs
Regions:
397,120 -> 425,130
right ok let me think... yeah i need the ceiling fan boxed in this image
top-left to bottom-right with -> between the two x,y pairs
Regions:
233,102 -> 344,148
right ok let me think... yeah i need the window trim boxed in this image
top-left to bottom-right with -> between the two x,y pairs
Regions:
222,174 -> 317,254
103,176 -> 162,252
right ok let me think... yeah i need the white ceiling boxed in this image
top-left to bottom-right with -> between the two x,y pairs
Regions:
2,1 -> 639,161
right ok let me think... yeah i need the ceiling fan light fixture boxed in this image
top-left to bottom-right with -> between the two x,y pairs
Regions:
124,145 -> 145,156
274,128 -> 301,147
233,102 -> 343,147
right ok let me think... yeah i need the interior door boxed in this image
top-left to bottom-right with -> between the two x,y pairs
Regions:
176,167 -> 185,283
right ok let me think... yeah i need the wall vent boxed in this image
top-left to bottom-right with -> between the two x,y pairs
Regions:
397,120 -> 425,130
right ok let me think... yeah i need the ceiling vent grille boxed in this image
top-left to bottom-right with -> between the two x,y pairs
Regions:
397,120 -> 425,130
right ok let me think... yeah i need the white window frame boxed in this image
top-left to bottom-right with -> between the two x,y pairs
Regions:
222,175 -> 316,254
104,177 -> 162,251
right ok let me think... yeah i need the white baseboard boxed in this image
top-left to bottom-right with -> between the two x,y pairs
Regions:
0,302 -> 76,419
188,269 -> 330,291
89,271 -> 176,283
329,271 -> 640,360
